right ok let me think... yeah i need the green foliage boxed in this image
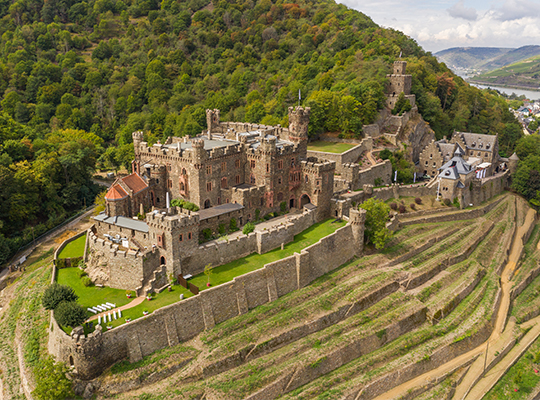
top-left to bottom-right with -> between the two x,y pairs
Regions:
202,228 -> 212,240
453,197 -> 460,208
229,218 -> 238,232
391,92 -> 412,115
218,223 -> 226,235
42,283 -> 78,310
280,202 -> 287,213
359,198 -> 392,249
54,301 -> 87,328
81,275 -> 93,287
243,222 -> 255,235
170,198 -> 199,211
32,356 -> 74,400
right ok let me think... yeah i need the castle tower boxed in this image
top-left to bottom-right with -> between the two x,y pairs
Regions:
386,61 -> 414,109
288,106 -> 310,157
509,152 -> 520,175
349,208 -> 366,256
206,109 -> 220,136
133,131 -> 144,155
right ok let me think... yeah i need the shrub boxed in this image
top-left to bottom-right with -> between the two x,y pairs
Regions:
55,258 -> 66,269
77,269 -> 87,278
410,203 -> 416,210
374,177 -> 383,186
54,301 -> 87,328
280,201 -> 287,213
242,222 -> 255,235
453,197 -> 460,208
415,197 -> 422,205
81,276 -> 93,287
398,204 -> 406,213
218,223 -> 226,235
202,228 -> 212,240
32,356 -> 74,400
389,202 -> 397,210
170,198 -> 199,211
42,283 -> 78,310
443,198 -> 452,206
229,218 -> 237,231
71,257 -> 81,267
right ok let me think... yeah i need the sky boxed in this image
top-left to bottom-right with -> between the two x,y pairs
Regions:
337,0 -> 540,53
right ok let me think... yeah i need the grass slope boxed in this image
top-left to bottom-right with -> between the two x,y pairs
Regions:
58,234 -> 86,259
307,141 -> 357,154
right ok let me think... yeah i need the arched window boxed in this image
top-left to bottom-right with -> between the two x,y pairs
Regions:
182,168 -> 187,175
204,199 -> 211,209
250,175 -> 256,185
160,256 -> 166,265
305,175 -> 308,183
180,182 -> 185,191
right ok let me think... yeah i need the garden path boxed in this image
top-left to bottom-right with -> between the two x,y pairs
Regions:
87,296 -> 146,322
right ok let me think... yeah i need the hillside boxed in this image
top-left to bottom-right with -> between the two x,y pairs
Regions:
436,45 -> 540,74
470,55 -> 540,90
0,0 -> 523,266
435,47 -> 512,70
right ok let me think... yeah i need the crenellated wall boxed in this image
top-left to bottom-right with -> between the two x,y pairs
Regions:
49,211 -> 366,380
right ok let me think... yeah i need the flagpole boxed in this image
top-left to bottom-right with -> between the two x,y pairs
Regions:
298,89 -> 301,107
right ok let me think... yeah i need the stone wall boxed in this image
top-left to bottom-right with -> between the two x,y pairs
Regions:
49,217 -> 364,379
306,137 -> 372,175
54,230 -> 87,264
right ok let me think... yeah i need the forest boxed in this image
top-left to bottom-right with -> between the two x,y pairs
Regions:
0,0 -> 525,264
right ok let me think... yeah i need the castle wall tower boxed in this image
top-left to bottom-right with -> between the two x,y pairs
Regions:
349,208 -> 366,256
206,109 -> 220,136
190,139 -> 208,208
288,106 -> 310,158
133,131 -> 144,155
509,153 -> 520,175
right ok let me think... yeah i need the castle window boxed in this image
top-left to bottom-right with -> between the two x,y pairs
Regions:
168,179 -> 172,188
226,198 -> 229,203
182,168 -> 187,175
156,197 -> 160,203
250,175 -> 256,185
236,175 -> 240,184
278,160 -> 283,169
478,152 -> 481,156
266,163 -> 269,172
221,162 -> 226,172
157,234 -> 164,248
430,154 -> 432,159
291,158 -> 295,167
305,175 -> 308,183
260,197 -> 264,206
235,159 -> 240,168
207,182 -> 212,192
425,161 -> 428,165
317,180 -> 320,186
433,163 -> 436,168
179,234 -> 183,242
250,160 -> 256,168
218,197 -> 221,205
204,199 -> 211,208
278,177 -> 282,184
206,165 -> 212,174
167,164 -> 171,171
188,232 -> 192,240
156,179 -> 159,184
221,177 -> 227,188
180,182 -> 185,191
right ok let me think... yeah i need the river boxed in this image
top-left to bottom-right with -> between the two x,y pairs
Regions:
469,83 -> 540,100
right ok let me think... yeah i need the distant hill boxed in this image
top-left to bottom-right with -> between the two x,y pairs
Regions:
470,55 -> 540,90
435,47 -> 512,70
435,45 -> 540,73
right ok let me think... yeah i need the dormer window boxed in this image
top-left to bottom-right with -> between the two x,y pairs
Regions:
445,170 -> 450,176
479,143 -> 483,149
486,144 -> 491,149
472,142 -> 476,147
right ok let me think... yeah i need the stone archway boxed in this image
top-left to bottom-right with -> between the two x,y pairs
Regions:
289,197 -> 295,209
300,194 -> 311,208
160,256 -> 166,265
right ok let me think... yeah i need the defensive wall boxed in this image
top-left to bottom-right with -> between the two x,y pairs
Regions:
334,160 -> 393,193
306,137 -> 373,174
53,230 -> 87,266
48,210 -> 366,380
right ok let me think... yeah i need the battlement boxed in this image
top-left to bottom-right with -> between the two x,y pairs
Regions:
88,230 -> 146,258
288,106 -> 311,118
192,139 -> 204,148
208,143 -> 242,159
145,208 -> 200,229
300,159 -> 336,173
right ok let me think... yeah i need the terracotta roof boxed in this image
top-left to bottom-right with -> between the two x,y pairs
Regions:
121,173 -> 148,194
105,184 -> 128,201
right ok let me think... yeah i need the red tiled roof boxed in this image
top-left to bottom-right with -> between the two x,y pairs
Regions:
105,184 -> 128,201
121,173 -> 148,194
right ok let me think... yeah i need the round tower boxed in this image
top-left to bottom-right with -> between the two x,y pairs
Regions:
192,138 -> 207,163
288,106 -> 310,142
132,131 -> 144,154
509,152 -> 520,175
349,208 -> 366,256
206,109 -> 220,136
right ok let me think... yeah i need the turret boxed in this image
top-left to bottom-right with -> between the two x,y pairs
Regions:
349,208 -> 366,256
393,60 -> 407,75
133,131 -> 144,154
192,139 -> 207,163
288,106 -> 310,157
509,152 -> 520,175
206,109 -> 220,136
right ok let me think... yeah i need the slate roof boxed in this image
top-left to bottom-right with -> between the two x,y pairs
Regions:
94,213 -> 149,232
440,166 -> 460,180
439,154 -> 472,175
198,203 -> 244,221
455,132 -> 497,153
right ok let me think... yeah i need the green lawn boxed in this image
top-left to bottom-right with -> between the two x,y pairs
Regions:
307,141 -> 356,154
190,218 -> 347,290
99,285 -> 194,330
57,267 -> 132,313
58,234 -> 86,259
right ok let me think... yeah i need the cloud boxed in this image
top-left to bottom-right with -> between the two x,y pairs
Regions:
490,0 -> 540,22
447,1 -> 478,21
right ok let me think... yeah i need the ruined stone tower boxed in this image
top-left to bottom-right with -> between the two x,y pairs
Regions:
349,208 -> 366,256
206,109 -> 220,136
132,131 -> 144,154
386,61 -> 415,109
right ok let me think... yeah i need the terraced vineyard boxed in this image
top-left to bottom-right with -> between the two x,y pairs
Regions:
62,192 -> 536,400
3,193 -> 539,400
